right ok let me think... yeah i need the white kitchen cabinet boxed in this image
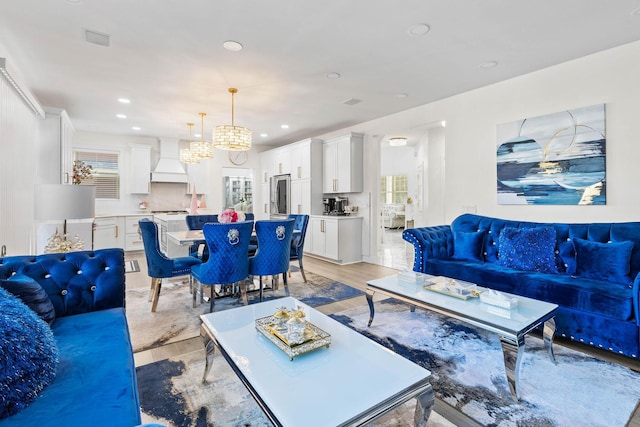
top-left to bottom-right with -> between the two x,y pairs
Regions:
93,216 -> 125,250
307,216 -> 362,264
323,133 -> 363,193
124,215 -> 151,251
129,144 -> 151,194
37,107 -> 74,184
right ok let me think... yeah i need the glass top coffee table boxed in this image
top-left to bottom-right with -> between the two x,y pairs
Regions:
366,275 -> 558,400
200,296 -> 434,426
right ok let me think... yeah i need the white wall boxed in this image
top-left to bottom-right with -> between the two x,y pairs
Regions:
319,39 -> 640,227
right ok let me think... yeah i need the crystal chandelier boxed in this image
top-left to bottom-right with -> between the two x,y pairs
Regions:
191,112 -> 214,159
214,88 -> 251,151
180,122 -> 200,164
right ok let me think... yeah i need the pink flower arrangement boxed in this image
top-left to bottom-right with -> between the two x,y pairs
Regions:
219,209 -> 246,223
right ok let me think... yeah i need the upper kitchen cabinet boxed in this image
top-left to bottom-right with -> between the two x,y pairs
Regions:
129,144 -> 151,194
290,138 -> 322,180
323,133 -> 363,193
37,107 -> 74,184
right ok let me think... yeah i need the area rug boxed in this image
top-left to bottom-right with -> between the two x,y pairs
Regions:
329,299 -> 640,427
136,350 -> 455,427
126,271 -> 363,353
125,259 -> 140,273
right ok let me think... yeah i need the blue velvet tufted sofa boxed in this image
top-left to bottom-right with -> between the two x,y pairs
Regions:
403,213 -> 640,359
0,248 -> 141,426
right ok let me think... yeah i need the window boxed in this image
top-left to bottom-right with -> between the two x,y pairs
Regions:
74,150 -> 120,199
380,175 -> 408,204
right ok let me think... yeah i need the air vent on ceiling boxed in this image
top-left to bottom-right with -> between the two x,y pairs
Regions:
343,98 -> 362,106
83,28 -> 111,47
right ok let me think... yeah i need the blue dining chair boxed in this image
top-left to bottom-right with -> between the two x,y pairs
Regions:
185,214 -> 219,261
248,218 -> 295,302
191,221 -> 254,312
138,218 -> 202,312
287,214 -> 310,282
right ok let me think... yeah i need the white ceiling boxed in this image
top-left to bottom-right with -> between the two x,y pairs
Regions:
2,1 -> 640,148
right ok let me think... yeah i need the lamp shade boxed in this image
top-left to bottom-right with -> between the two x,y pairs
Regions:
35,184 -> 96,220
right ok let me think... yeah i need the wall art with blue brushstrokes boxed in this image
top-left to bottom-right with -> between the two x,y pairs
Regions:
496,104 -> 606,205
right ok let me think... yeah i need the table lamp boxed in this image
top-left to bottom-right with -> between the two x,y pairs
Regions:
35,184 -> 96,253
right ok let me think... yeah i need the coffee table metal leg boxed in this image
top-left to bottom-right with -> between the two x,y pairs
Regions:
366,289 -> 375,326
499,334 -> 524,400
200,326 -> 216,383
413,386 -> 434,427
543,317 -> 557,364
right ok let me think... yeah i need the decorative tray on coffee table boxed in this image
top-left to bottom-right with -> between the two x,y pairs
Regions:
255,315 -> 331,361
423,276 -> 482,300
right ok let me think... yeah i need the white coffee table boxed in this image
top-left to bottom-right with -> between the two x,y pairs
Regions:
366,275 -> 558,400
200,296 -> 434,427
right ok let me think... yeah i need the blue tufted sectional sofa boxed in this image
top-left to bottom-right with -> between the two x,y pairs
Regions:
403,213 -> 640,359
0,248 -> 141,426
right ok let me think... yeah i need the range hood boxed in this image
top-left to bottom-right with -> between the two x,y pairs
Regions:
151,138 -> 188,183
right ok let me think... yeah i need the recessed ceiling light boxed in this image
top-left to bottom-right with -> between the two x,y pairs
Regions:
281,124 -> 289,129
480,60 -> 498,69
118,98 -> 131,104
194,133 -> 202,138
132,126 -> 141,131
326,72 -> 341,79
223,40 -> 243,51
408,23 -> 430,36
260,133 -> 268,137
389,137 -> 407,147
441,121 -> 446,128
116,114 -> 127,119
394,92 -> 409,99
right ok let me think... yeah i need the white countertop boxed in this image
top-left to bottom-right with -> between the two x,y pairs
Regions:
152,213 -> 188,222
310,214 -> 362,220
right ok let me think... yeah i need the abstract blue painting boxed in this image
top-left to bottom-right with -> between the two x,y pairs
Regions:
496,104 -> 606,205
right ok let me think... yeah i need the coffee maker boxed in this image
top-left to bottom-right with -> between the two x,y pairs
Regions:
334,197 -> 348,215
323,197 -> 336,214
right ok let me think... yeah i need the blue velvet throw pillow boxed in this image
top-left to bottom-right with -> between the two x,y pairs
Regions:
0,275 -> 56,326
0,287 -> 59,419
498,226 -> 557,274
573,238 -> 634,285
453,231 -> 484,262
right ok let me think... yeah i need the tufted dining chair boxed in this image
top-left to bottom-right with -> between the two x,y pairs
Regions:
185,214 -> 219,261
190,221 -> 254,312
287,214 -> 310,282
138,218 -> 202,312
248,218 -> 295,302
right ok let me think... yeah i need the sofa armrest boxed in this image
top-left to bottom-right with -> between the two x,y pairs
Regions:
634,272 -> 640,326
402,226 -> 453,272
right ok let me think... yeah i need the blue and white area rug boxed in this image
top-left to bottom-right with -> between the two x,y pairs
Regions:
330,299 -> 640,427
127,271 -> 363,352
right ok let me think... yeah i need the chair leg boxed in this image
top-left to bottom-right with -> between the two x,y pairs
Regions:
240,278 -> 249,305
299,259 -> 308,283
150,278 -> 162,312
209,285 -> 215,313
192,278 -> 198,308
259,276 -> 264,302
148,277 -> 156,302
283,272 -> 289,297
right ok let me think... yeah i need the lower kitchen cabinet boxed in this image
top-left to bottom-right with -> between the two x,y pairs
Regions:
125,215 -> 152,251
307,216 -> 362,264
93,217 -> 124,250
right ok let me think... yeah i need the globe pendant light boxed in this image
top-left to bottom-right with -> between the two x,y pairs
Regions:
180,122 -> 200,164
191,112 -> 214,159
214,88 -> 251,151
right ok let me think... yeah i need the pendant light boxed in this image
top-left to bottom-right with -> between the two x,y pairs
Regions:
214,88 -> 252,151
180,123 -> 200,164
191,112 -> 214,159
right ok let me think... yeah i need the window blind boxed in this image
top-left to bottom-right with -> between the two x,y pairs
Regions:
74,150 -> 120,199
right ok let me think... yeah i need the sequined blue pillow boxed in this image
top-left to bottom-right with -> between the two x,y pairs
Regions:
452,231 -> 484,262
0,287 -> 59,419
498,226 -> 558,274
573,238 -> 634,284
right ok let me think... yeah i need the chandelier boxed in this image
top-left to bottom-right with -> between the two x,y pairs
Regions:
191,112 -> 214,159
180,122 -> 200,164
214,88 -> 251,151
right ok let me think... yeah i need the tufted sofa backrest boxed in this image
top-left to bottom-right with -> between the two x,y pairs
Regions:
451,214 -> 640,278
0,248 -> 125,318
